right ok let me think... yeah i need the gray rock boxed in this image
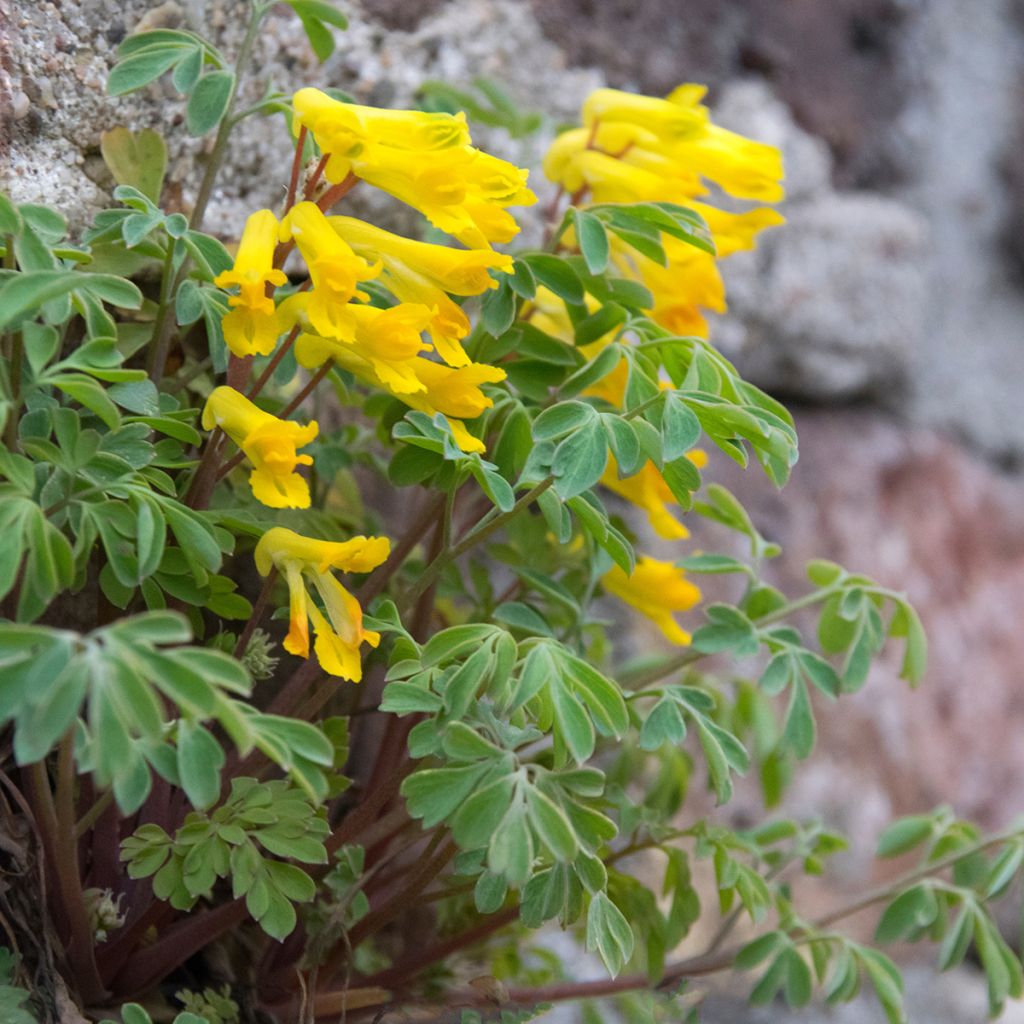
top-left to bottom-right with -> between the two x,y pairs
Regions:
725,193 -> 928,401
1,0 -> 603,238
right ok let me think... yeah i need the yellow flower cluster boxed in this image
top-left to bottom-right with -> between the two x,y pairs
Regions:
542,85 -> 785,645
292,89 -> 537,249
204,90 -> 536,678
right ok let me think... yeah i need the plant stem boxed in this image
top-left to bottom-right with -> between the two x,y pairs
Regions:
74,790 -> 114,840
233,567 -> 277,658
361,906 -> 520,989
26,753 -> 106,1002
402,478 -> 554,612
423,827 -> 1024,1011
148,4 -> 266,384
145,241 -> 177,383
617,583 -> 844,690
190,9 -> 266,232
283,126 -> 308,215
280,361 -> 331,418
357,491 -> 446,605
5,329 -> 23,449
330,834 -> 455,971
245,322 -> 301,399
303,153 -> 330,200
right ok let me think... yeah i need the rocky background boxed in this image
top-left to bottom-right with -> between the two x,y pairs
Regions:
4,0 -> 1024,1020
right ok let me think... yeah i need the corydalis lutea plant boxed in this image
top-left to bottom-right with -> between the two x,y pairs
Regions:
0,3 -> 1019,1022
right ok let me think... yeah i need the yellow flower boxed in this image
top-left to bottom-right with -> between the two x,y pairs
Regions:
329,216 -> 514,366
348,144 -> 536,250
279,202 -> 380,339
617,237 -> 724,338
602,556 -> 701,645
291,88 -> 537,249
582,87 -> 709,144
214,209 -> 289,357
201,387 -> 318,509
254,527 -> 390,681
601,450 -> 708,540
293,302 -> 435,395
589,85 -> 783,203
295,329 -> 505,454
292,88 -> 471,171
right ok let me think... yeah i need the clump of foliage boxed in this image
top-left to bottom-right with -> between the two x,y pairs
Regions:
0,3 -> 1020,1023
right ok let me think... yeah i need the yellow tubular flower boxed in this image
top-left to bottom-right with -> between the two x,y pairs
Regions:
602,556 -> 701,645
294,303 -> 435,395
601,459 -> 689,540
214,209 -> 288,357
329,216 -> 514,367
201,387 -> 318,509
292,88 -> 470,168
601,450 -> 709,540
280,202 -> 380,339
295,331 -> 505,454
254,527 -> 390,682
583,87 -> 709,143
546,83 -> 784,207
291,88 -> 537,250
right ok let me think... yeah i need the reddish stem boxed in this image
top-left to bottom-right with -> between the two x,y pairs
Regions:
284,125 -> 308,215
303,153 -> 330,201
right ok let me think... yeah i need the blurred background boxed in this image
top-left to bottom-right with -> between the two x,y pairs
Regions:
5,0 -> 1024,1019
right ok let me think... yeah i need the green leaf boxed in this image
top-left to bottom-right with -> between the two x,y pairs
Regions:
0,193 -> 22,236
177,720 -> 225,809
736,931 -> 787,971
889,600 -> 927,685
876,815 -> 933,858
451,776 -> 516,850
782,678 -> 815,759
660,392 -> 701,461
526,785 -> 578,861
100,127 -> 168,203
51,374 -> 120,429
493,601 -> 553,637
532,400 -> 596,442
549,678 -> 595,764
586,892 -> 635,977
401,763 -> 491,828
520,254 -> 585,305
875,886 -> 937,944
286,0 -> 349,61
691,604 -> 759,657
573,209 -> 610,274
186,71 -> 235,136
481,277 -> 516,335
551,419 -> 608,499
489,801 -> 534,885
108,46 -> 183,96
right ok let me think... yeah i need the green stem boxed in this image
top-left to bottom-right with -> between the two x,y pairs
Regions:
617,583 -> 844,690
145,241 -> 177,382
402,478 -> 554,612
190,8 -> 266,232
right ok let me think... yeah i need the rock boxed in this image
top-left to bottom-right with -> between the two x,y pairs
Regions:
529,0 -> 920,187
725,193 -> 928,401
1,0 -> 602,240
